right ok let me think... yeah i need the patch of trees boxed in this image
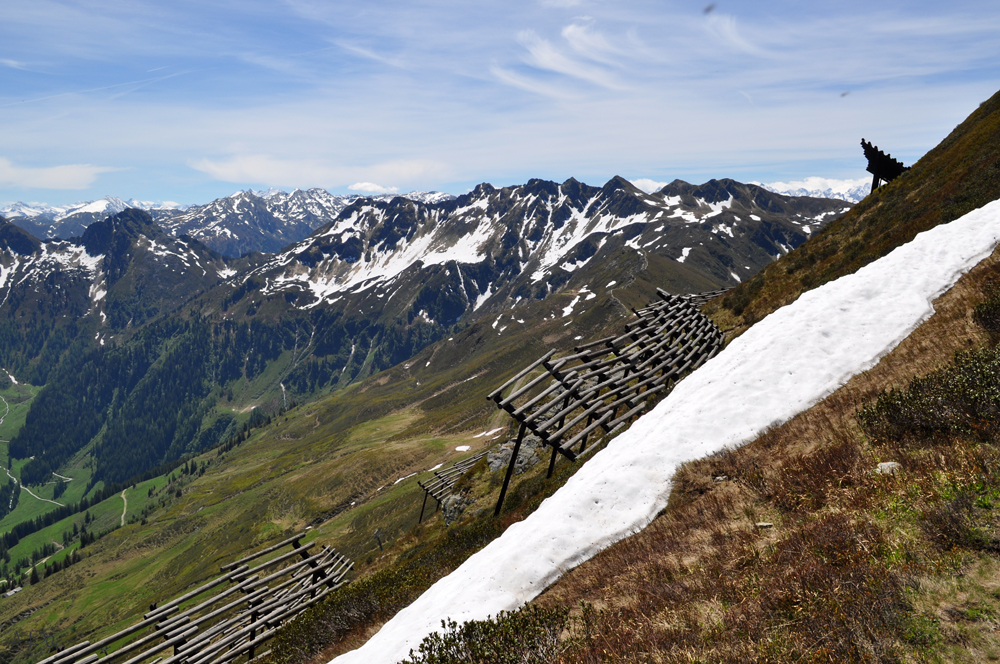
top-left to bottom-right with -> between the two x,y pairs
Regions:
8,289 -> 455,492
0,481 -> 132,559
0,480 -> 19,520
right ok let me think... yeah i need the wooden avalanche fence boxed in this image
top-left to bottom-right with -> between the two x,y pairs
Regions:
417,452 -> 487,523
488,289 -> 726,515
41,532 -> 352,664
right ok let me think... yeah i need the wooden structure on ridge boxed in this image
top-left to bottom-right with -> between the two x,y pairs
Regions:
862,138 -> 909,190
417,452 -> 487,523
40,532 -> 351,664
488,289 -> 726,515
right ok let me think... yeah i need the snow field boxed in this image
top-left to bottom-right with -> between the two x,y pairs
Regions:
332,199 -> 1000,664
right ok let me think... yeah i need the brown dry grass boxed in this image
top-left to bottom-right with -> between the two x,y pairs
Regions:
526,247 -> 1000,662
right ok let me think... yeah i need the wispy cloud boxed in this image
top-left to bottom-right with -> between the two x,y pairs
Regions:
334,41 -> 409,69
560,23 -> 621,65
1,1 -> 998,205
489,63 -> 574,99
190,154 -> 449,190
0,71 -> 189,107
0,157 -> 117,189
1,58 -> 32,71
704,13 -> 768,57
515,29 -> 623,89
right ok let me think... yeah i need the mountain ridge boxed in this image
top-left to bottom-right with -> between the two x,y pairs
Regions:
0,175 -> 849,489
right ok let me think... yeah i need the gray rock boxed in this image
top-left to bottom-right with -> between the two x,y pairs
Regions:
875,461 -> 902,475
442,494 -> 471,525
487,434 -> 543,474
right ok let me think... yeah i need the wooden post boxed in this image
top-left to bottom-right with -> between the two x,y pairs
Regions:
418,491 -> 429,523
545,446 -> 559,479
494,423 -> 526,517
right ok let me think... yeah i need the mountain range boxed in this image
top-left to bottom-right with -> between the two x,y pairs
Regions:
753,176 -> 872,203
0,176 -> 848,487
2,180 -> 850,257
1,190 -> 456,256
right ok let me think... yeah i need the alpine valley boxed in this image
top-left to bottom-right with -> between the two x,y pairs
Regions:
0,174 -> 849,662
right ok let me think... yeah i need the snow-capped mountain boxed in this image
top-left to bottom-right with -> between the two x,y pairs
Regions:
0,201 -> 66,220
159,188 -> 457,256
0,196 -> 190,241
240,176 -> 850,323
4,190 -> 457,257
0,177 -> 849,488
0,210 -> 231,362
752,177 -> 871,203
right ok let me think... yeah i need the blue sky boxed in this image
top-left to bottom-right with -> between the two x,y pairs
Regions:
1,0 -> 998,207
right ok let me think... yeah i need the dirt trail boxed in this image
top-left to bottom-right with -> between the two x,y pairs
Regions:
120,490 -> 127,526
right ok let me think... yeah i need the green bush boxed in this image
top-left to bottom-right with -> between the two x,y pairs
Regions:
859,347 -> 1000,445
404,605 -> 569,664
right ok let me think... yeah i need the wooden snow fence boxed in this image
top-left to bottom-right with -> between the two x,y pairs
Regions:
417,452 -> 487,523
41,532 -> 352,664
488,289 -> 725,515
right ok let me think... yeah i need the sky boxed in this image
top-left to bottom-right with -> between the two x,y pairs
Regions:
1,1 -> 998,207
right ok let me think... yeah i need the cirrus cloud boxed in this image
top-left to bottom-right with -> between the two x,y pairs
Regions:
0,157 -> 117,189
189,154 -> 449,190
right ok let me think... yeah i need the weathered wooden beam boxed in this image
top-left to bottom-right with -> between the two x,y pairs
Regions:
487,350 -> 556,401
220,533 -> 306,572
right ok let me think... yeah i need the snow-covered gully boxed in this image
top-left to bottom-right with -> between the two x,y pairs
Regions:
332,199 -> 1000,664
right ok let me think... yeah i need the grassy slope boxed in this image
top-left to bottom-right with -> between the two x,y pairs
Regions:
523,241 -> 1000,663
0,230 -> 667,662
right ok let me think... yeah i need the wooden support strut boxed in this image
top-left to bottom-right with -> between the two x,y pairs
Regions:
485,288 -> 725,517
494,423 -> 526,516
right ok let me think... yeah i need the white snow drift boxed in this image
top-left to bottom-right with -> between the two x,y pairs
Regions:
332,198 -> 1000,664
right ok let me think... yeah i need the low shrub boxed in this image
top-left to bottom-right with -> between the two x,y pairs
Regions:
859,347 -> 1000,445
404,605 -> 569,664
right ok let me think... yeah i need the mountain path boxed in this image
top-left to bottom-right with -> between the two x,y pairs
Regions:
120,490 -> 127,526
20,483 -> 64,507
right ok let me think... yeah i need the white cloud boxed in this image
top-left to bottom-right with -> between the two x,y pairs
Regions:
190,154 -> 449,190
561,23 -> 620,65
631,178 -> 668,193
704,13 -> 767,57
516,29 -> 623,89
0,157 -> 116,189
1,59 -> 31,71
349,182 -> 398,194
489,63 -> 574,99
